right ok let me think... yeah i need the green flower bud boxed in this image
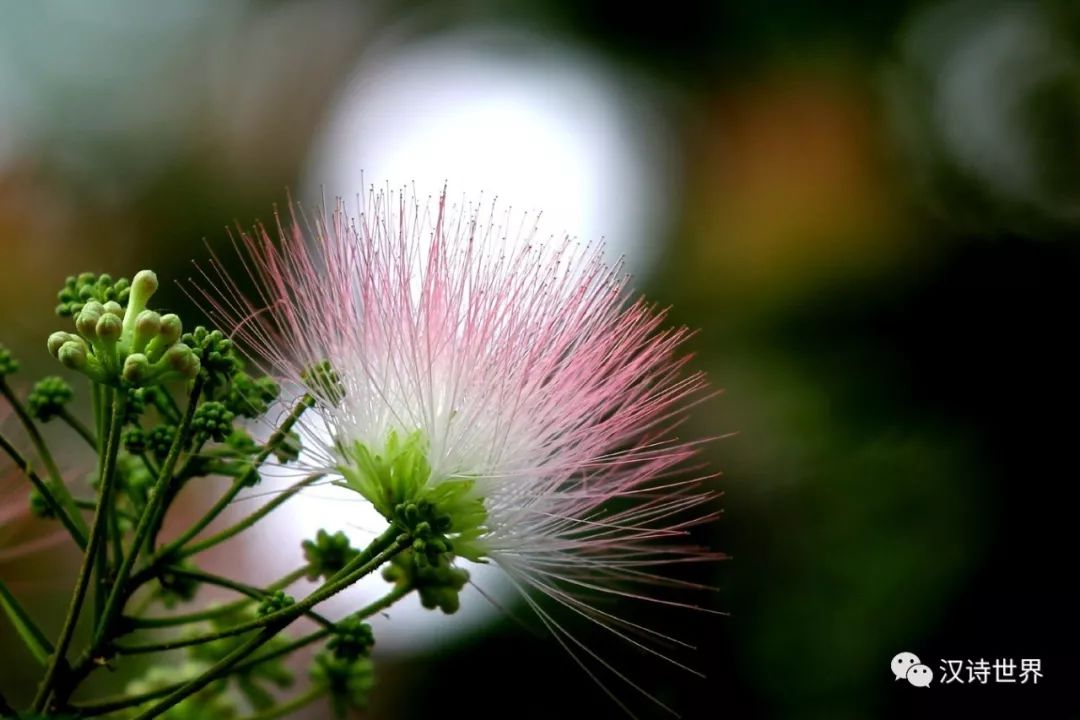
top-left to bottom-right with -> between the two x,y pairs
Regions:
302,530 -> 360,581
143,313 -> 184,364
58,341 -> 89,371
327,617 -> 374,661
148,424 -> 179,460
0,343 -> 18,377
191,401 -> 235,442
183,326 -> 242,391
123,427 -> 147,454
382,550 -> 469,615
129,269 -> 158,311
102,300 -> 123,318
311,652 -> 374,716
158,314 -> 182,346
257,590 -> 295,617
27,376 -> 74,422
133,310 -> 162,352
75,302 -> 104,338
122,353 -> 150,384
55,272 -> 130,317
47,331 -> 80,357
95,312 -> 123,342
124,269 -> 158,338
162,343 -> 200,381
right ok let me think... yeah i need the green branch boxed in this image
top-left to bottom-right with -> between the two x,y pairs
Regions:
0,379 -> 87,536
157,394 -> 315,560
93,378 -> 204,645
243,686 -> 323,720
114,569 -> 336,654
180,473 -> 326,559
129,527 -> 404,720
92,386 -> 115,623
0,578 -> 54,664
58,407 -> 97,449
69,584 -> 412,717
31,392 -> 127,713
126,567 -> 308,630
0,432 -> 86,549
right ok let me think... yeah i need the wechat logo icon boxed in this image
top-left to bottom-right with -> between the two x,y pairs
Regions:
892,651 -> 933,687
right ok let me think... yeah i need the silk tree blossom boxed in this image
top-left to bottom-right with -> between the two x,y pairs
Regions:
192,187 -> 720,712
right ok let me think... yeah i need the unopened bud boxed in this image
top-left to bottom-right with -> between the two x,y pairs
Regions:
133,310 -> 162,351
76,302 -> 103,338
158,314 -> 182,346
163,344 -> 200,379
58,341 -> 88,370
123,353 -> 150,383
48,331 -> 77,357
124,270 -> 159,337
96,313 -> 122,342
130,270 -> 159,310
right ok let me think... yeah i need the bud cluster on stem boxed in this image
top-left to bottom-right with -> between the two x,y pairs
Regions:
47,270 -> 200,387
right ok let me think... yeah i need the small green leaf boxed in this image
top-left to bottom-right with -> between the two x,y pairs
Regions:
0,578 -> 54,664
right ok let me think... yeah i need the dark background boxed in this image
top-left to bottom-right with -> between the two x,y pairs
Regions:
1,1 -> 1077,718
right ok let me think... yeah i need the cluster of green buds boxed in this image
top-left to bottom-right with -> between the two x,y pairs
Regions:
382,550 -> 470,615
302,530 -> 361,581
0,343 -> 18,377
256,590 -> 295,617
27,376 -> 74,422
47,270 -> 200,387
311,652 -> 374,718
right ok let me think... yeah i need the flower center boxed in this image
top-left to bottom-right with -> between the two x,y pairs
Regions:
337,429 -> 487,563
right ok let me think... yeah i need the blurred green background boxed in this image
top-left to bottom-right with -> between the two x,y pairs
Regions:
1,1 -> 1077,718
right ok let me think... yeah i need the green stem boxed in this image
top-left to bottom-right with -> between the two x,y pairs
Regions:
135,627 -> 280,720
0,379 -> 87,536
243,686 -> 323,720
93,378 -> 204,645
130,528 -> 404,720
58,407 -> 97,449
114,570 -> 335,654
171,434 -> 207,480
126,567 -> 308,629
69,584 -> 412,717
0,432 -> 86,549
157,395 -> 314,560
180,473 -> 326,559
93,387 -> 115,623
139,452 -> 159,479
0,577 -> 54,664
31,392 -> 126,713
92,382 -> 103,452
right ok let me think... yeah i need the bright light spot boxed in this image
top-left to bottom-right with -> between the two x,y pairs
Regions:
304,26 -> 676,277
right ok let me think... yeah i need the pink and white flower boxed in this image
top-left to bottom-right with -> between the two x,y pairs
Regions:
193,187 -> 720,711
